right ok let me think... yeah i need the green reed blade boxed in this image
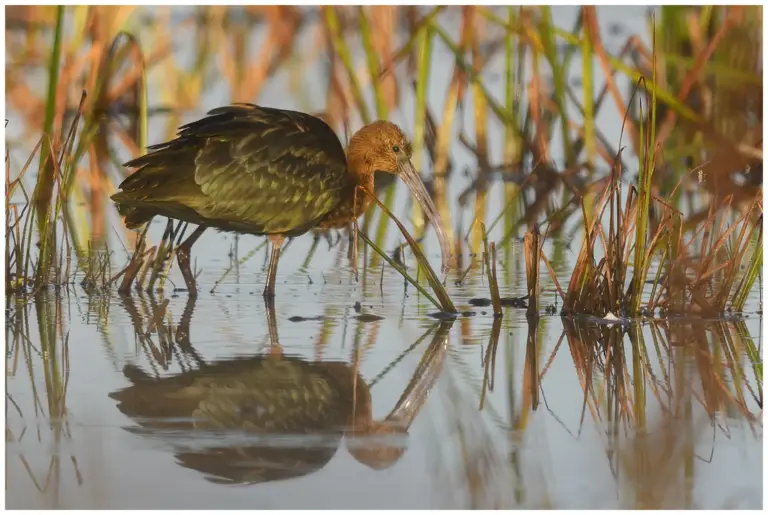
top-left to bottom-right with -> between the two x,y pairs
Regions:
323,6 -> 370,124
631,17 -> 659,314
358,7 -> 387,120
731,222 -> 762,311
36,5 -> 64,179
377,6 -> 444,81
365,189 -> 456,313
429,21 -> 526,148
480,8 -> 699,123
539,6 -> 574,168
31,6 -> 64,286
581,8 -> 596,166
481,224 -> 502,316
502,6 -> 522,167
411,24 -> 434,238
358,231 -> 441,312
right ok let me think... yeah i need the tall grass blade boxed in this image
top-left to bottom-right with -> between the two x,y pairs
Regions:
631,19 -> 659,314
481,224 -> 502,317
524,227 -> 541,317
358,7 -> 387,121
411,24 -> 434,237
731,220 -> 762,311
357,231 -> 441,312
539,6 -> 573,168
323,7 -> 371,124
581,7 -> 596,166
364,188 -> 456,313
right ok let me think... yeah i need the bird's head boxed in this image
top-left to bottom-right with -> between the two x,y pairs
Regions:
347,121 -> 413,176
347,121 -> 452,274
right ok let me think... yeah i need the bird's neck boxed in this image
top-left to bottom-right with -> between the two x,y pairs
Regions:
345,146 -> 373,180
345,153 -> 376,207
348,173 -> 375,222
317,168 -> 374,230
353,170 -> 375,192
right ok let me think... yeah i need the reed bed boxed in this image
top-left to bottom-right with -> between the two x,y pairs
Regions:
5,8 -> 762,510
5,5 -> 762,310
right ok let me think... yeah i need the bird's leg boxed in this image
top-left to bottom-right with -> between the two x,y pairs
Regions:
116,222 -> 151,294
172,222 -> 189,249
262,235 -> 282,357
264,295 -> 283,357
348,222 -> 359,282
175,226 -> 206,296
349,188 -> 360,281
263,234 -> 284,300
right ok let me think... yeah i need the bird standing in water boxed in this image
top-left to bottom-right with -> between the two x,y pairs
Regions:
111,104 -> 451,298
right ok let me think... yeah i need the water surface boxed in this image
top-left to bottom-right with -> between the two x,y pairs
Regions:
5,5 -> 763,509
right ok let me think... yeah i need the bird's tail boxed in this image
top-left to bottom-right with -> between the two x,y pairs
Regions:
111,191 -> 155,231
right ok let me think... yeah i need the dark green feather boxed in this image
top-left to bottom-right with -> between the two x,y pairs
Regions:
112,104 -> 351,236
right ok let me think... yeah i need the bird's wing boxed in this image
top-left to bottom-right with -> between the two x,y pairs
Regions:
189,105 -> 350,234
120,104 -> 350,235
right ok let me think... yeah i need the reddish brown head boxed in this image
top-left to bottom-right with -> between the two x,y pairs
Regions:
346,121 -> 413,178
346,121 -> 452,274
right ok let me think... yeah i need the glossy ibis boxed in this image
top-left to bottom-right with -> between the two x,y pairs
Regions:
111,104 -> 450,297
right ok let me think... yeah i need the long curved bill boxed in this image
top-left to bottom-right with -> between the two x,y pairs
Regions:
399,161 -> 452,274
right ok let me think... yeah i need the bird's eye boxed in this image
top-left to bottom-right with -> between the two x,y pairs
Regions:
392,145 -> 400,153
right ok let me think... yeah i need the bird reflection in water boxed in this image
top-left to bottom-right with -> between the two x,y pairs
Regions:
110,295 -> 452,485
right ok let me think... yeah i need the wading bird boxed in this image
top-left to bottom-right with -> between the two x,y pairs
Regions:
111,104 -> 450,297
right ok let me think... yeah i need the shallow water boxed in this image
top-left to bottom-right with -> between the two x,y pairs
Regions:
5,5 -> 763,510
6,259 -> 763,509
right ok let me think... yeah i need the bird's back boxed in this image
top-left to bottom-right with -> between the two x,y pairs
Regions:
111,104 -> 352,236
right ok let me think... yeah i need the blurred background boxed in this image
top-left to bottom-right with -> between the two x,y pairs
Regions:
4,5 -> 763,509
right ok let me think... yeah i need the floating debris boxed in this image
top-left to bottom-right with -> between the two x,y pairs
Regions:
500,295 -> 529,308
469,295 -> 529,308
288,315 -> 325,323
427,311 -> 460,320
355,313 -> 385,323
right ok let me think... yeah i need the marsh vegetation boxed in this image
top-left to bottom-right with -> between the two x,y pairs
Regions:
5,5 -> 763,509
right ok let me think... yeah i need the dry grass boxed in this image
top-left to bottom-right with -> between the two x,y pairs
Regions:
5,6 -> 762,313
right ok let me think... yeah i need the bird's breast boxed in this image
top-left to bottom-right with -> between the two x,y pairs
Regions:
318,176 -> 374,229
